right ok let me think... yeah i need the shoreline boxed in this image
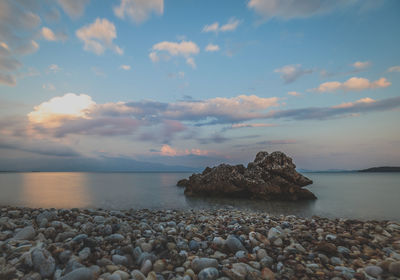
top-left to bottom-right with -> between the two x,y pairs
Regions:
1,206 -> 399,279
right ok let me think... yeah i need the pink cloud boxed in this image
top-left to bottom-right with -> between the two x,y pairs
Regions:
159,144 -> 210,157
313,77 -> 391,93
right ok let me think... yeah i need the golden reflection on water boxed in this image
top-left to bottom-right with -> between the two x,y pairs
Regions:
21,172 -> 91,208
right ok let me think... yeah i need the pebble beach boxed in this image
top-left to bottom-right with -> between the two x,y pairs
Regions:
1,206 -> 400,280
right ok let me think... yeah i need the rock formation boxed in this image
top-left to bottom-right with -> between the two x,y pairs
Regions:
177,151 -> 316,200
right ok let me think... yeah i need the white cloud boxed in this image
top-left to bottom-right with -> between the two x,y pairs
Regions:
48,64 -> 61,73
288,91 -> 302,97
41,27 -> 67,42
274,64 -> 313,83
114,0 -> 163,23
220,18 -> 241,32
76,18 -> 123,55
388,66 -> 400,72
247,0 -> 350,21
205,44 -> 220,52
120,65 -> 131,70
186,58 -> 196,69
150,40 -> 199,68
313,77 -> 391,93
202,18 -> 241,33
352,61 -> 370,71
58,0 -> 90,19
202,22 -> 219,33
28,93 -> 95,127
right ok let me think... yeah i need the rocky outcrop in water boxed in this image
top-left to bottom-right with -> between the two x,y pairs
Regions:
178,151 -> 316,200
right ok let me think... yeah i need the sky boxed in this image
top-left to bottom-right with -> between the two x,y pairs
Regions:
0,0 -> 400,171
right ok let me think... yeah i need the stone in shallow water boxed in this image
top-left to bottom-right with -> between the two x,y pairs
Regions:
198,267 -> 219,280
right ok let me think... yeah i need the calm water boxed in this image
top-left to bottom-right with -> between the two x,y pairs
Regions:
0,172 -> 399,221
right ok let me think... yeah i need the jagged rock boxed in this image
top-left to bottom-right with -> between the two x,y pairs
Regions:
176,179 -> 189,187
179,151 -> 316,201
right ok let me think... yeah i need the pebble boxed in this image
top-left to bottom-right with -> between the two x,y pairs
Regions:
112,255 -> 128,266
31,248 -> 56,278
198,267 -> 219,280
389,261 -> 400,276
14,226 -> 36,240
364,265 -> 383,277
191,258 -> 218,273
0,206 -> 399,280
131,270 -> 146,280
59,267 -> 94,280
226,235 -> 246,253
140,259 -> 152,275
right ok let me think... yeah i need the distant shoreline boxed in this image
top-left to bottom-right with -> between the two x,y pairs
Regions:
358,166 -> 400,173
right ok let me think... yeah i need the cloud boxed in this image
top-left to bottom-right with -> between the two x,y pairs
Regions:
26,93 -> 280,140
202,18 -> 241,33
247,0 -> 351,21
0,1 -> 41,86
274,64 -> 313,83
0,139 -> 80,157
288,91 -> 302,97
268,96 -> 400,120
312,77 -> 391,93
48,64 -> 61,73
41,27 -> 68,42
388,66 -> 400,72
231,123 -> 276,129
58,0 -> 90,19
28,93 -> 95,127
159,144 -> 209,157
76,18 -> 123,55
331,97 -> 375,109
352,61 -> 371,71
205,44 -> 220,52
114,0 -> 163,23
256,139 -> 297,145
149,40 -> 199,68
0,73 -> 16,86
120,64 -> 131,70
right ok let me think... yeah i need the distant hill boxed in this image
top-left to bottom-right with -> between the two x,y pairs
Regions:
358,166 -> 400,173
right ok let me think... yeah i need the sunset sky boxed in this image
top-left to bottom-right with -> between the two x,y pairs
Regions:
1,0 -> 400,171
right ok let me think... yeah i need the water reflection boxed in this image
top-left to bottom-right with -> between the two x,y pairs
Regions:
185,195 -> 317,217
21,173 -> 91,208
0,172 -> 398,221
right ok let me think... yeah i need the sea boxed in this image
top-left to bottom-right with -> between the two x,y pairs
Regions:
0,172 -> 399,221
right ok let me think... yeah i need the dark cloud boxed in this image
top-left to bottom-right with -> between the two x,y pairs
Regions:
0,140 -> 80,157
268,96 -> 400,120
248,0 -> 356,21
0,0 -> 41,86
